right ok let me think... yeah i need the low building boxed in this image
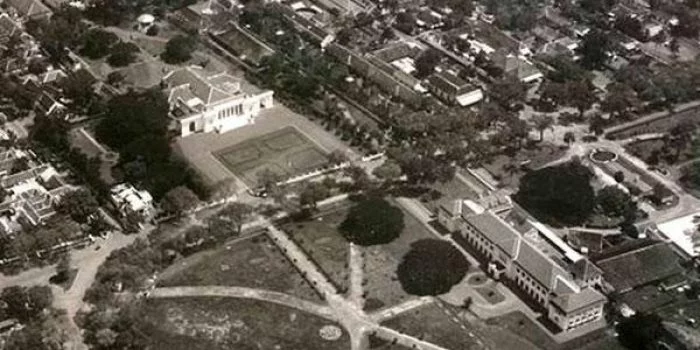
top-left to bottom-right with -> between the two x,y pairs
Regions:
4,0 -> 52,20
492,51 -> 543,83
109,183 -> 154,219
428,71 -> 483,107
592,239 -> 684,293
440,199 -> 606,332
163,66 -> 274,137
0,163 -> 73,234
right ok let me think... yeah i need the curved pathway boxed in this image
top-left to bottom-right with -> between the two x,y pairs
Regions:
149,286 -> 335,319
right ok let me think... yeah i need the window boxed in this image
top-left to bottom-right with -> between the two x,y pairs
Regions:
189,122 -> 195,132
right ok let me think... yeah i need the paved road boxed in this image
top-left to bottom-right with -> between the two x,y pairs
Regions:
348,243 -> 365,309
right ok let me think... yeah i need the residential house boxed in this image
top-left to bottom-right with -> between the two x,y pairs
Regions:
427,71 -> 483,107
0,163 -> 73,234
592,239 -> 685,294
439,199 -> 606,332
4,0 -> 52,20
492,50 -> 543,83
163,66 -> 274,137
109,183 -> 154,219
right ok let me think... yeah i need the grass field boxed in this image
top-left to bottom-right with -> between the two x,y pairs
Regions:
157,234 -> 320,301
283,207 -> 351,292
214,126 -> 328,186
141,297 -> 349,350
382,302 -> 483,350
363,201 -> 437,311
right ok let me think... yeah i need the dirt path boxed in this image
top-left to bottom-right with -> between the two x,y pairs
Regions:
149,286 -> 334,319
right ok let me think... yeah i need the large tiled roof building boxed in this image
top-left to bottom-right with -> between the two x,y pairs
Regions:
439,199 -> 606,332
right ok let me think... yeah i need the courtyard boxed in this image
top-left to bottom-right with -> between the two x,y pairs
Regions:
175,104 -> 357,189
214,126 -> 328,187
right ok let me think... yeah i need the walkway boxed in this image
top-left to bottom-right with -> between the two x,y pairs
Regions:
149,286 -> 334,319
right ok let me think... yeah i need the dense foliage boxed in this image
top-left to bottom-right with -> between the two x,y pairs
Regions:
616,313 -> 666,350
339,197 -> 404,246
161,35 -> 196,64
397,239 -> 469,295
94,90 -> 208,200
514,161 -> 595,226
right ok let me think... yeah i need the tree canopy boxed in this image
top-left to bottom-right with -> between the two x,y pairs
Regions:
514,161 -> 595,226
397,239 -> 469,295
161,35 -> 196,64
57,189 -> 99,224
578,29 -> 611,69
339,197 -> 404,245
107,41 -> 139,67
81,29 -> 119,59
95,90 -> 205,199
616,313 -> 666,350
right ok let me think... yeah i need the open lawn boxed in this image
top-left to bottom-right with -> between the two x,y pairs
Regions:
157,234 -> 320,301
140,297 -> 349,350
483,144 -> 567,189
214,126 -> 328,187
382,302 -> 484,350
283,206 -> 351,292
626,138 -> 696,167
363,200 -> 437,311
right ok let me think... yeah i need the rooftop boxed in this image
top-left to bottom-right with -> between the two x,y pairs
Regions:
593,240 -> 684,292
464,210 -> 520,257
551,287 -> 606,313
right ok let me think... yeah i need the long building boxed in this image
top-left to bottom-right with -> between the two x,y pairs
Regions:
438,198 -> 606,332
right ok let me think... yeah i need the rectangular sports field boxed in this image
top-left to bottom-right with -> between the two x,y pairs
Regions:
213,126 -> 328,187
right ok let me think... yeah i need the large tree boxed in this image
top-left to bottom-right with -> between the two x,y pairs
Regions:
161,35 -> 196,64
602,82 -> 640,119
57,189 -> 99,224
577,29 -> 611,69
596,186 -> 636,218
514,161 -> 595,226
616,313 -> 666,350
339,197 -> 404,245
107,41 -> 139,67
397,239 -> 469,295
218,202 -> 254,234
81,29 -> 119,59
414,48 -> 442,79
161,186 -> 199,215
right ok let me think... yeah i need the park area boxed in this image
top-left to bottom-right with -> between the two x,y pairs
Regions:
283,206 -> 351,292
156,233 -> 320,301
382,302 -> 484,350
362,202 -> 438,311
139,297 -> 349,350
214,126 -> 329,187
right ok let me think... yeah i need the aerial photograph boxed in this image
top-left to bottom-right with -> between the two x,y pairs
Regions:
2,0 -> 700,349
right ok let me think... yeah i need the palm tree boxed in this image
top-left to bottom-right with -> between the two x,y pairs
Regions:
533,115 -> 555,142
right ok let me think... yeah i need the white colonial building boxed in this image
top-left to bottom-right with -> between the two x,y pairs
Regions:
163,66 -> 274,137
439,197 -> 606,332
109,183 -> 154,219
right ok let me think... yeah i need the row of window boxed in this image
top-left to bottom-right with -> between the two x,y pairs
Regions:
217,104 -> 244,120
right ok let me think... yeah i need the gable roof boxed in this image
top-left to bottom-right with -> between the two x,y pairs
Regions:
465,211 -> 521,257
515,239 -> 569,289
5,0 -> 52,19
163,66 -> 241,107
551,287 -> 606,313
593,240 -> 684,292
